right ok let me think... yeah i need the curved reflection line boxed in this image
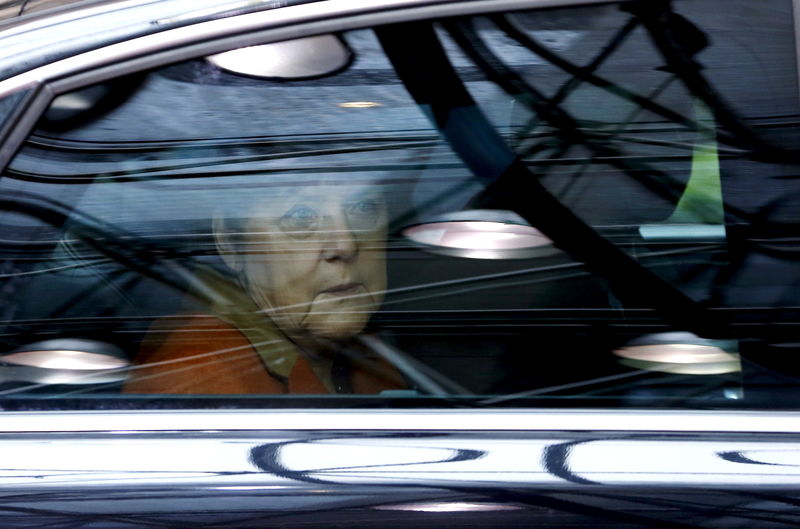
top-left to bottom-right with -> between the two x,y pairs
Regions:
718,451 -> 787,467
250,436 -> 486,485
542,440 -> 598,485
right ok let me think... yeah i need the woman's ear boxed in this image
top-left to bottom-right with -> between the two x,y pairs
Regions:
212,214 -> 242,272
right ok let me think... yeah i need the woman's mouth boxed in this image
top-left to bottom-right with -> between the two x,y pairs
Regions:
320,282 -> 362,297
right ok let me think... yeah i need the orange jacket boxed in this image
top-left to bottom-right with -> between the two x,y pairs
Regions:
123,315 -> 405,394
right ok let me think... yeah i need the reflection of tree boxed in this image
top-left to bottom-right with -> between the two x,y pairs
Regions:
377,21 -> 731,339
444,11 -> 759,222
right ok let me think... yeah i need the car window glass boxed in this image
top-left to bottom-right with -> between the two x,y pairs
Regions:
0,0 -> 798,408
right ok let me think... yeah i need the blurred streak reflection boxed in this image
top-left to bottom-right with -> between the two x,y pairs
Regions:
374,502 -> 525,512
613,333 -> 741,375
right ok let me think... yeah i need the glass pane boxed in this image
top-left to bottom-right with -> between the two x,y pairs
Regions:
426,0 -> 800,405
0,0 -> 797,408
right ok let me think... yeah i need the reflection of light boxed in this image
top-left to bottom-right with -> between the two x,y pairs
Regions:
375,502 -> 524,513
213,486 -> 288,491
209,45 -> 287,76
206,35 -> 351,79
338,101 -> 382,108
50,93 -> 94,111
613,333 -> 740,375
615,344 -> 732,364
403,210 -> 553,260
724,388 -> 743,399
405,221 -> 548,250
2,350 -> 129,370
639,224 -> 726,241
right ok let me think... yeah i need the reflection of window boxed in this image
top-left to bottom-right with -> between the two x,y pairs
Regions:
0,0 -> 798,407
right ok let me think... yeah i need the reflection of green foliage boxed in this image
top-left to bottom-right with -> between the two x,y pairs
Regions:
666,102 -> 724,224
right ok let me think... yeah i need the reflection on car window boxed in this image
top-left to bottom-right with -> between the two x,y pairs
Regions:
0,0 -> 798,407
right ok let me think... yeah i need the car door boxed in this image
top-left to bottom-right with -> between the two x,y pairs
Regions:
0,0 -> 798,527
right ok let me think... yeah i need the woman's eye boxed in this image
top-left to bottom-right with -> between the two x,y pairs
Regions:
279,205 -> 319,233
346,198 -> 382,228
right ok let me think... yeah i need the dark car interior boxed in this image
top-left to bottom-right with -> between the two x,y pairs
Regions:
0,0 -> 797,406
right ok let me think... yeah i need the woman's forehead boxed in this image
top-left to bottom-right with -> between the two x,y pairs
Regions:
252,182 -> 382,203
210,172 -> 412,221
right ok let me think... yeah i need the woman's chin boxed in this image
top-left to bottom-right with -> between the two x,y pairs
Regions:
304,313 -> 369,341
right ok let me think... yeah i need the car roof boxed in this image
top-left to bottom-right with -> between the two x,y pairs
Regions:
0,0 -> 314,82
0,0 -> 93,22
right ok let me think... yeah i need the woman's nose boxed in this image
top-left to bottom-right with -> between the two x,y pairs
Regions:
321,212 -> 358,261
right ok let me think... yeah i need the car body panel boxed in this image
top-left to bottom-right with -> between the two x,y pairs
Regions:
0,412 -> 797,527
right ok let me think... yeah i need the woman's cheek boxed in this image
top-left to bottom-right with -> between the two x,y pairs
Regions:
363,244 -> 387,304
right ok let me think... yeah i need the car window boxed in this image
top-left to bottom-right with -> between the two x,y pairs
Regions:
0,0 -> 797,407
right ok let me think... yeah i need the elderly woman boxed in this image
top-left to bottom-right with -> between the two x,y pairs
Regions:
123,179 -> 405,394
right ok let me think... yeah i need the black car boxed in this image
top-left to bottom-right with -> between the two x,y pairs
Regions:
0,0 -> 798,526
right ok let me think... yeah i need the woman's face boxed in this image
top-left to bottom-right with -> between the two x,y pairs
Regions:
219,183 -> 388,342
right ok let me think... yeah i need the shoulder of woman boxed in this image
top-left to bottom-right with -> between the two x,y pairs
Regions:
123,313 -> 285,394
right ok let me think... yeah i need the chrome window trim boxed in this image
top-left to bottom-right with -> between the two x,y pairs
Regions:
0,409 -> 795,433
0,84 -> 39,160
